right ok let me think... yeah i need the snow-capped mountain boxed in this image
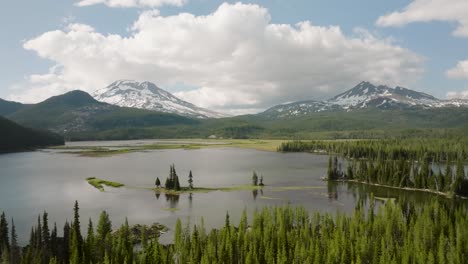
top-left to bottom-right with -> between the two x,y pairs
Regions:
259,100 -> 340,119
93,80 -> 226,119
261,81 -> 468,118
329,81 -> 438,109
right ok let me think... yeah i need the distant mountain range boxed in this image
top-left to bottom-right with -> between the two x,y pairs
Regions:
3,90 -> 197,134
1,80 -> 468,140
261,81 -> 468,118
93,80 -> 226,118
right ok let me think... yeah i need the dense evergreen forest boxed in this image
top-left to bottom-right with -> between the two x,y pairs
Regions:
279,139 -> 468,196
0,116 -> 64,152
278,138 -> 468,161
1,199 -> 467,263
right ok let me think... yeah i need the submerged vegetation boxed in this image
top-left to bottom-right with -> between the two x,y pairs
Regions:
54,139 -> 285,157
1,199 -> 467,263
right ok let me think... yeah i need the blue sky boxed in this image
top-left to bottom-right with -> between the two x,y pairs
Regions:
1,0 -> 467,113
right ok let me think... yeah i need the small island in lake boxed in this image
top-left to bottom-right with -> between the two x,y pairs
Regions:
86,177 -> 125,191
86,165 -> 270,194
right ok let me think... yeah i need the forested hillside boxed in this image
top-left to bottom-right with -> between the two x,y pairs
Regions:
0,116 -> 64,152
0,99 -> 26,116
5,90 -> 198,135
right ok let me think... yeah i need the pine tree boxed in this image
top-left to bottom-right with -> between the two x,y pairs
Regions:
140,225 -> 148,251
117,219 -> 133,264
453,158 -> 465,195
70,201 -> 83,264
50,223 -> 57,260
188,170 -> 194,189
96,211 -> 112,261
174,174 -> 181,191
155,177 -> 161,188
42,211 -> 50,263
445,158 -> 453,192
85,219 -> 95,264
420,153 -> 430,188
166,165 -> 178,190
327,156 -> 342,180
164,177 -> 172,190
346,162 -> 354,179
9,219 -> 19,264
252,171 -> 258,186
437,169 -> 444,192
0,248 -> 9,264
35,215 -> 42,253
171,165 -> 181,191
0,213 -> 9,259
22,228 -> 35,264
174,219 -> 183,264
62,221 -> 70,263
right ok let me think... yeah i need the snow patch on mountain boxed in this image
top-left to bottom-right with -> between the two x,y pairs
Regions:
328,81 -> 439,109
261,81 -> 468,118
93,80 -> 227,118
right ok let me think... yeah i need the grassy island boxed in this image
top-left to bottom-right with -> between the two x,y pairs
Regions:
86,177 -> 125,191
152,185 -> 265,195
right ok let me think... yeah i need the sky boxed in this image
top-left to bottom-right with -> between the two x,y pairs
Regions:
1,0 -> 468,114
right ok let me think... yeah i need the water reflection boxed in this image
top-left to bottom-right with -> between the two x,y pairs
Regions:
327,181 -> 338,200
188,193 -> 193,209
165,193 -> 180,208
155,192 -> 161,200
252,189 -> 258,200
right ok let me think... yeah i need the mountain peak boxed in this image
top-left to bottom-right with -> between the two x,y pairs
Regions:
329,81 -> 438,109
45,90 -> 103,107
261,81 -> 468,118
94,80 -> 227,118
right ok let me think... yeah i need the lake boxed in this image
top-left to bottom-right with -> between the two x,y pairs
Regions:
0,140 -> 465,244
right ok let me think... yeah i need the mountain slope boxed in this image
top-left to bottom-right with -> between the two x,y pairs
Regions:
0,116 -> 64,152
258,100 -> 340,119
9,90 -> 113,132
261,81 -> 468,118
8,90 -> 198,134
93,80 -> 226,119
0,98 -> 27,116
329,81 -> 438,109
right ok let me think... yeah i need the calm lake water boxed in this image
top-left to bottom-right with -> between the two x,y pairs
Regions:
0,140 -> 465,244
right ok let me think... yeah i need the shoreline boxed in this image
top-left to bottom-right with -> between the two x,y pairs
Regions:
50,139 -> 286,156
332,179 -> 468,199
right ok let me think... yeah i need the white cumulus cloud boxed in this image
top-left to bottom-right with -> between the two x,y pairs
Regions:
377,0 -> 468,37
14,2 -> 424,113
446,60 -> 468,79
446,90 -> 468,99
75,0 -> 186,8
